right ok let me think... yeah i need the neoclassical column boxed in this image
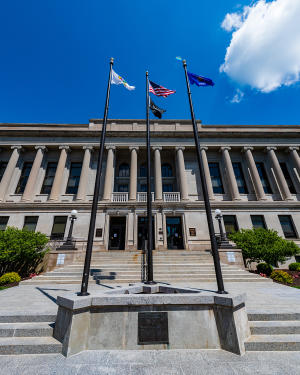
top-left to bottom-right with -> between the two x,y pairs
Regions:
220,146 -> 241,200
129,146 -> 138,201
242,146 -> 267,200
200,146 -> 214,200
76,146 -> 93,201
49,145 -> 70,201
266,146 -> 293,200
152,146 -> 163,201
102,145 -> 116,201
176,146 -> 189,201
0,146 -> 23,202
21,146 -> 47,202
287,146 -> 300,176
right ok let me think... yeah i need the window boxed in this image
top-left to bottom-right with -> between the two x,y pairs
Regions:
251,215 -> 266,229
208,163 -> 224,194
256,162 -> 273,194
118,163 -> 130,177
15,162 -> 33,194
23,216 -> 38,232
279,215 -> 297,238
139,164 -> 147,177
66,163 -> 82,194
140,184 -> 147,192
0,216 -> 9,231
41,162 -> 57,194
162,164 -> 173,177
117,184 -> 128,192
163,183 -> 173,192
223,215 -> 239,234
51,216 -> 68,239
0,162 -> 7,183
233,162 -> 248,194
280,163 -> 296,194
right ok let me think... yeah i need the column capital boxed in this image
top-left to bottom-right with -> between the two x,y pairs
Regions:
242,146 -> 254,152
175,146 -> 185,152
152,146 -> 162,151
82,145 -> 94,151
105,145 -> 116,151
200,146 -> 208,151
11,145 -> 23,151
129,146 -> 139,151
220,146 -> 231,152
265,146 -> 277,152
35,145 -> 47,152
287,146 -> 299,152
59,145 -> 70,152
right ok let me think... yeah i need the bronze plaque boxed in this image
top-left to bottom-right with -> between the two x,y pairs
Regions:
189,227 -> 196,236
95,228 -> 103,238
138,312 -> 169,345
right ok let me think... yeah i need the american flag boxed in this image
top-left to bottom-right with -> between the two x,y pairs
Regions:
149,80 -> 176,97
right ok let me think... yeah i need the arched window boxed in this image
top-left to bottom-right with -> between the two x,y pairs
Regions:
162,163 -> 173,177
139,164 -> 147,177
118,163 -> 130,177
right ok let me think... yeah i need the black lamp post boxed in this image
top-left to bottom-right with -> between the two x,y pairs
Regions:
215,209 -> 232,249
58,209 -> 78,250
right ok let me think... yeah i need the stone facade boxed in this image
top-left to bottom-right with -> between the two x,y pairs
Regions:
0,119 -> 300,251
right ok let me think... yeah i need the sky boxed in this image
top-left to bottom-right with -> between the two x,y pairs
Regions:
0,0 -> 299,125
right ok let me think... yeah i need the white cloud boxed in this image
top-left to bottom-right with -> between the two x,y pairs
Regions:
220,0 -> 300,93
230,89 -> 244,103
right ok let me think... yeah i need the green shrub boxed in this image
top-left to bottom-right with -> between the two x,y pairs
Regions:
270,270 -> 293,284
257,263 -> 273,276
289,262 -> 300,271
0,272 -> 21,286
0,227 -> 49,277
229,228 -> 300,267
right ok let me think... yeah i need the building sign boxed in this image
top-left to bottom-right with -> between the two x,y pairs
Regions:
56,253 -> 66,265
95,228 -> 103,238
138,312 -> 169,345
189,228 -> 196,236
226,252 -> 236,262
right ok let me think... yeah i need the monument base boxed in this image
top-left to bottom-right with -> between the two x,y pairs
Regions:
54,284 -> 250,357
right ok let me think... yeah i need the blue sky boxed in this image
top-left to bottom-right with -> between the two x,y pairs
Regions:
0,0 -> 299,125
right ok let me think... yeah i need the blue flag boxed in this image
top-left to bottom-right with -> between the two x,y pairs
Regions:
187,72 -> 214,87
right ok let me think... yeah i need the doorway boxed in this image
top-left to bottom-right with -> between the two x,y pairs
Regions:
138,216 -> 155,250
166,217 -> 184,249
108,217 -> 126,250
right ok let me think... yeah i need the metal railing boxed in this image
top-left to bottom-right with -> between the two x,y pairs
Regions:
163,192 -> 180,202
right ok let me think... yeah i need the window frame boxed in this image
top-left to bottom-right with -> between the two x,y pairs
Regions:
41,162 -> 57,194
66,162 -> 82,195
118,163 -> 130,178
50,216 -> 68,240
15,162 -> 33,194
208,162 -> 224,194
223,215 -> 239,235
0,216 -> 9,231
232,162 -> 248,194
23,216 -> 38,232
250,215 -> 267,229
0,162 -> 8,183
162,163 -> 173,178
279,162 -> 296,194
278,215 -> 298,239
255,162 -> 273,194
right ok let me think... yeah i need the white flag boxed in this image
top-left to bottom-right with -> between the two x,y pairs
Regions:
111,69 -> 135,91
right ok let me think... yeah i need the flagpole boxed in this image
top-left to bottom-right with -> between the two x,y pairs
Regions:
182,59 -> 227,294
145,71 -> 155,284
79,57 -> 114,296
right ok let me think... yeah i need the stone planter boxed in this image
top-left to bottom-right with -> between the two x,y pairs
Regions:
54,284 -> 250,357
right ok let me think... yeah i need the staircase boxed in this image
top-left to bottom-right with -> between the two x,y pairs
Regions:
23,251 -> 270,285
246,312 -> 300,351
0,314 -> 62,355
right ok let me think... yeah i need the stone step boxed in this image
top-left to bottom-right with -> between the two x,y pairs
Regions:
0,315 -> 57,323
245,334 -> 300,351
248,313 -> 300,321
44,271 -> 250,277
250,321 -> 300,335
0,336 -> 62,355
0,322 -> 53,337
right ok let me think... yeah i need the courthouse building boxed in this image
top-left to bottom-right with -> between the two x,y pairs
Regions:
0,119 -> 300,251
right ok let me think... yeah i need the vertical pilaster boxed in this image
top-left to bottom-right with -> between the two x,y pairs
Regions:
129,146 -> 138,201
49,145 -> 70,201
76,146 -> 93,201
21,146 -> 47,202
176,146 -> 189,201
200,146 -> 214,200
152,146 -> 163,201
266,146 -> 293,200
102,145 -> 115,201
220,146 -> 241,200
0,146 -> 23,202
287,146 -> 300,176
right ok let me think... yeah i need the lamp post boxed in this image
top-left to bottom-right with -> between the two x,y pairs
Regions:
215,209 -> 232,249
58,209 -> 78,250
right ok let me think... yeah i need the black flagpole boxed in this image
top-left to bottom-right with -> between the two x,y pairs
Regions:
145,71 -> 155,284
182,59 -> 227,294
79,57 -> 114,296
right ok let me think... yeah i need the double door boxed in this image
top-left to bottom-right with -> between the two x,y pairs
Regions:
166,217 -> 184,249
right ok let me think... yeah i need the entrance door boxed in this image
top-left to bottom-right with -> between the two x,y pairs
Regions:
108,217 -> 126,250
138,217 -> 155,250
166,217 -> 184,249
